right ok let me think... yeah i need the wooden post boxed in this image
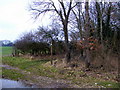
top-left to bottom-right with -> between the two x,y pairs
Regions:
50,41 -> 53,65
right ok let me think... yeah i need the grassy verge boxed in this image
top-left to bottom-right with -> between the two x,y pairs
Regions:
2,56 -> 48,68
2,67 -> 25,80
2,56 -> 119,88
96,81 -> 120,88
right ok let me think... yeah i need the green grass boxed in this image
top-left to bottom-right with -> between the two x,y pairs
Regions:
97,81 -> 120,88
2,56 -> 51,81
2,56 -> 58,78
1,46 -> 13,56
2,56 -> 49,69
2,56 -> 119,88
2,68 -> 25,80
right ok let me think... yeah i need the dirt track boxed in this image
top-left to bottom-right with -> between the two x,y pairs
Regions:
1,64 -> 80,88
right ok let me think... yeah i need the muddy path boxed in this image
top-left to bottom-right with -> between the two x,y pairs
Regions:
1,64 -> 80,88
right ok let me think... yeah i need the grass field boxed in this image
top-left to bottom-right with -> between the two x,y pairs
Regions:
0,46 -> 13,56
2,56 -> 120,88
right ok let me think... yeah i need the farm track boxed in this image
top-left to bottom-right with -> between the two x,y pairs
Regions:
1,64 -> 81,88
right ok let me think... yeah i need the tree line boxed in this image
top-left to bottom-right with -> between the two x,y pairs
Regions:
14,0 -> 120,68
14,26 -> 66,56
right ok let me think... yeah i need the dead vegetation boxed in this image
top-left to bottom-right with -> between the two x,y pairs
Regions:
3,55 -> 119,88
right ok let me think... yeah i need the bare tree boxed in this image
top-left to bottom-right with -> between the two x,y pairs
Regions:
84,1 -> 91,68
36,25 -> 60,64
72,2 -> 84,40
29,0 -> 77,63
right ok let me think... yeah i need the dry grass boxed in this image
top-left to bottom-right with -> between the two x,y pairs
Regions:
3,56 -> 119,88
22,51 -> 118,72
92,52 -> 118,71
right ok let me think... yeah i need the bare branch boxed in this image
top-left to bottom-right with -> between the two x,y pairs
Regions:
58,0 -> 67,18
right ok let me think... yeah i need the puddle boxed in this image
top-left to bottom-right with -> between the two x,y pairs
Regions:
1,79 -> 32,88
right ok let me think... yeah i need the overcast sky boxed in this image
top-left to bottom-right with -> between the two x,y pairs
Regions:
0,0 -> 51,42
1,0 -> 118,42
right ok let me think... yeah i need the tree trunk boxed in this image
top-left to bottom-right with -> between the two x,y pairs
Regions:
85,49 -> 90,68
78,11 -> 82,40
85,1 -> 91,68
96,2 -> 101,42
105,3 -> 112,39
64,22 -> 71,63
50,40 -> 53,65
